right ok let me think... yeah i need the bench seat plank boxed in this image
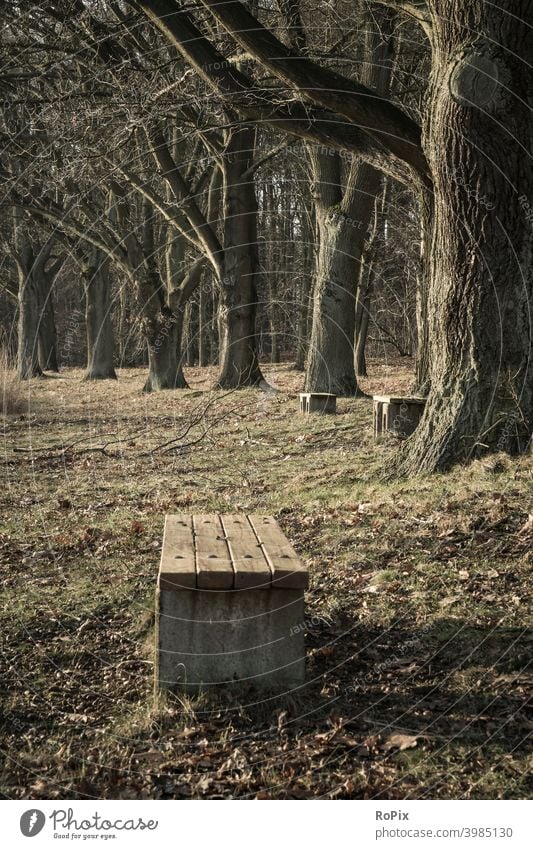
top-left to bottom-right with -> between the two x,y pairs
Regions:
248,515 -> 309,589
194,514 -> 234,589
221,514 -> 272,589
159,514 -> 196,589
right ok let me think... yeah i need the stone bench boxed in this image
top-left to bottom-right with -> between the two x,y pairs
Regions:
299,392 -> 336,414
156,514 -> 308,693
373,395 -> 426,439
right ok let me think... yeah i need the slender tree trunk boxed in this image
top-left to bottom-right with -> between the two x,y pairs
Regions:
399,1 -> 533,472
198,281 -> 208,366
216,126 -> 265,388
82,251 -> 117,380
294,207 -> 314,371
355,262 -> 373,378
414,191 -> 433,394
38,272 -> 59,372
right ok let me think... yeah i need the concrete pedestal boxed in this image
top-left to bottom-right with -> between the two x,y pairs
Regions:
299,392 -> 337,414
373,395 -> 426,439
156,587 -> 305,693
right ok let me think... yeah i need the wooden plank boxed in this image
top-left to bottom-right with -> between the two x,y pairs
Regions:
248,515 -> 308,589
159,514 -> 196,589
194,514 -> 234,590
221,515 -> 272,589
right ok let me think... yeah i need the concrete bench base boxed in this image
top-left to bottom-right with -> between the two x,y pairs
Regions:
373,395 -> 426,439
299,392 -> 336,414
157,587 -> 305,693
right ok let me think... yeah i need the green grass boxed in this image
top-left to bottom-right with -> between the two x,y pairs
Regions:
0,361 -> 531,799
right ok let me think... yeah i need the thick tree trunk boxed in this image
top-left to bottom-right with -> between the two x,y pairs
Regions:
216,126 -> 265,388
83,252 -> 117,380
399,1 -> 533,472
17,265 -> 43,380
304,8 -> 394,396
305,190 -> 361,395
305,153 -> 380,395
144,307 -> 187,392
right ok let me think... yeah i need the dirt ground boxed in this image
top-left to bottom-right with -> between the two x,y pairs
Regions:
1,357 -> 531,799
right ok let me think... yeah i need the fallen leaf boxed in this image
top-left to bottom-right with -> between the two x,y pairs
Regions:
519,514 -> 533,537
383,733 -> 419,752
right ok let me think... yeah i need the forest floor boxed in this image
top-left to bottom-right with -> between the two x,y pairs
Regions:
1,357 -> 532,800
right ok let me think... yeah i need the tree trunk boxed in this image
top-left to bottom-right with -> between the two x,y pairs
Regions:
413,191 -> 433,394
216,126 -> 265,388
355,263 -> 373,378
304,7 -> 394,396
17,263 -> 43,380
399,1 -> 533,473
38,272 -> 59,372
305,153 -> 380,395
144,306 -> 187,392
305,187 -> 360,395
198,280 -> 209,366
83,251 -> 117,380
294,209 -> 314,371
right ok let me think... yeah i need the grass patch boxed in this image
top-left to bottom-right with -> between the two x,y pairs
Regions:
0,359 -> 531,799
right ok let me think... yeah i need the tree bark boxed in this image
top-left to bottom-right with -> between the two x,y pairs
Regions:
37,271 -> 59,372
355,261 -> 373,378
17,255 -> 43,380
399,0 -> 533,472
82,250 -> 117,380
305,151 -> 381,396
216,126 -> 265,388
413,190 -> 433,394
143,306 -> 187,392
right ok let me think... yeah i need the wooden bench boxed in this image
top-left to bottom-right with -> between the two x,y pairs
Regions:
156,514 -> 308,693
299,392 -> 336,414
373,395 -> 426,439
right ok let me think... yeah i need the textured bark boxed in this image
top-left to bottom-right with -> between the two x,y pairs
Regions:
143,256 -> 205,392
399,0 -> 533,472
37,273 -> 59,372
304,157 -> 367,396
198,282 -> 209,367
304,8 -> 394,395
355,263 -> 372,378
17,259 -> 43,380
144,307 -> 187,392
216,126 -> 265,389
15,238 -> 60,380
294,207 -> 314,371
413,190 -> 433,394
83,251 -> 117,381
